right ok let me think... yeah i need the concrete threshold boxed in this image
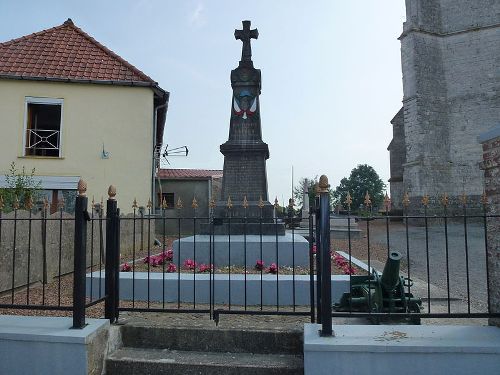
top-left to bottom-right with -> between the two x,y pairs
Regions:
304,323 -> 500,375
0,315 -> 109,375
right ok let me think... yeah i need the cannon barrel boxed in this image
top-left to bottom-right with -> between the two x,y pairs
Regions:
380,251 -> 402,291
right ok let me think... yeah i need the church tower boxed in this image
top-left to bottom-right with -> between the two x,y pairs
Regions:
389,0 -> 500,212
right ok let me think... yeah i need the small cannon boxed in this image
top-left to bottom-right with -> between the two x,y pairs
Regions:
334,251 -> 422,324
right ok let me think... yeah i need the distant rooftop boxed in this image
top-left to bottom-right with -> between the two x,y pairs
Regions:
0,18 -> 163,87
0,18 -> 168,145
157,169 -> 223,180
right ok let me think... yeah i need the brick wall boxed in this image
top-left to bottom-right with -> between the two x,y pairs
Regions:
479,127 -> 500,327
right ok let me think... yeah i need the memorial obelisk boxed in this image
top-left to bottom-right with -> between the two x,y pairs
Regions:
216,20 -> 276,224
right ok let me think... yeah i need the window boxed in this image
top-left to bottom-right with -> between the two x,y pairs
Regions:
24,97 -> 63,157
159,192 -> 175,208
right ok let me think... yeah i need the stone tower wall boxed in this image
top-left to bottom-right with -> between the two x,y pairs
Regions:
388,109 -> 406,210
399,0 -> 500,209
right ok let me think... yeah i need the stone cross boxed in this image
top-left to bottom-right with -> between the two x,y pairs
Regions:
234,20 -> 258,62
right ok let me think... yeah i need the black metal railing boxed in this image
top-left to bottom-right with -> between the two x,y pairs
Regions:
313,185 -> 499,336
103,202 -> 316,324
2,180 -> 498,331
0,190 -> 112,328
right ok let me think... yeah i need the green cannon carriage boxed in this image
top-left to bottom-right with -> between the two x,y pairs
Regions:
334,251 -> 422,324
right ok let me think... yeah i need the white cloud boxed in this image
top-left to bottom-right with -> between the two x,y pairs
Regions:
188,2 -> 206,28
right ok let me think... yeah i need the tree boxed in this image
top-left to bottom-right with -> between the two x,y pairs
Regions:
332,164 -> 386,212
293,177 -> 318,207
0,162 -> 41,211
293,176 -> 335,210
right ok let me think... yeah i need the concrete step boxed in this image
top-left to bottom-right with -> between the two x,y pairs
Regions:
106,347 -> 304,375
121,324 -> 303,355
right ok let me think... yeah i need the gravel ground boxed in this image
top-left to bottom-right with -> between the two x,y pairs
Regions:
366,220 -> 489,310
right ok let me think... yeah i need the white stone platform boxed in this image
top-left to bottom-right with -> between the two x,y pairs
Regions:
87,271 -> 352,306
172,234 -> 310,266
304,323 -> 500,375
0,316 -> 109,375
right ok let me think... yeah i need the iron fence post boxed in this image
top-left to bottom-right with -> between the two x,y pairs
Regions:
115,208 -> 121,322
105,186 -> 118,323
73,180 -> 88,329
318,175 -> 332,336
314,195 -> 321,323
309,209 -> 315,323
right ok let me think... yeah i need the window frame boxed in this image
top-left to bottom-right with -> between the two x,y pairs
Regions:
23,96 -> 64,158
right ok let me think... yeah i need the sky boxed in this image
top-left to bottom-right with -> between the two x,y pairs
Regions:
0,0 -> 407,205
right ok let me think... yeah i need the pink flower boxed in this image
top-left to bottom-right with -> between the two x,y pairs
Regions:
333,252 -> 348,267
255,260 -> 265,271
167,263 -> 177,273
165,249 -> 174,261
183,259 -> 197,270
151,257 -> 159,267
121,263 -> 131,272
342,264 -> 357,275
267,263 -> 278,274
143,256 -> 151,264
198,264 -> 213,273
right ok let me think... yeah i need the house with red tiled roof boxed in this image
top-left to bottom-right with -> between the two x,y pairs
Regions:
0,19 -> 168,212
156,168 -> 223,234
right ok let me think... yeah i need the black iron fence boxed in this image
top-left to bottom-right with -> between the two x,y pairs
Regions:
0,184 -> 108,328
1,179 -> 499,330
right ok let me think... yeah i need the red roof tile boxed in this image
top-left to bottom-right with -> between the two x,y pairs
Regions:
157,169 -> 223,180
0,19 -> 158,85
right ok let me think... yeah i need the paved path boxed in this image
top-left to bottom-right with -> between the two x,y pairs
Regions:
368,221 -> 489,310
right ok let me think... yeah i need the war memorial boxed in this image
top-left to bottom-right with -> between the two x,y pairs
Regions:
173,21 -> 308,266
1,2 -> 499,374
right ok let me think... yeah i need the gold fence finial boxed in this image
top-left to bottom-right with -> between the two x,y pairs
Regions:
344,192 -> 352,209
0,195 -> 3,210
108,185 -> 117,200
147,198 -> 153,209
13,195 -> 19,210
77,179 -> 87,196
481,191 -> 488,206
192,196 -> 198,209
402,191 -> 410,208
288,197 -> 294,208
58,196 -> 65,209
43,197 -> 49,210
176,197 -> 183,210
421,194 -> 430,207
92,196 -> 95,208
258,196 -> 265,209
459,192 -> 467,206
25,194 -> 33,210
364,191 -> 372,207
227,196 -> 233,209
161,197 -> 168,209
440,193 -> 449,207
274,197 -> 279,209
209,196 -> 216,209
383,192 -> 391,211
243,195 -> 249,209
317,175 -> 329,193
132,198 -> 138,209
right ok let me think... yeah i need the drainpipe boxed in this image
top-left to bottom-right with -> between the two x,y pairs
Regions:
152,101 -> 168,212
